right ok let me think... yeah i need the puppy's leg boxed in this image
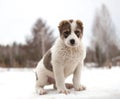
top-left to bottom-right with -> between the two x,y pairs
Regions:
35,72 -> 48,95
73,62 -> 86,91
35,85 -> 47,95
53,66 -> 70,94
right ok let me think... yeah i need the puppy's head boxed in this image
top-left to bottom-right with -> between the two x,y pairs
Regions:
58,19 -> 83,47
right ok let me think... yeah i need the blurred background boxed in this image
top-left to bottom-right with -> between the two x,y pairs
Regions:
0,1 -> 120,99
0,0 -> 120,68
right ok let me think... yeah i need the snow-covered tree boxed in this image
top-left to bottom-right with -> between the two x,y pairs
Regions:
92,4 -> 118,66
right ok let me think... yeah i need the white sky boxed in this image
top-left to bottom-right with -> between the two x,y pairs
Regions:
0,0 -> 120,46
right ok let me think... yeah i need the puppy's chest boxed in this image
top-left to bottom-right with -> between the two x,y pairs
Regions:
60,50 -> 82,76
59,48 -> 83,62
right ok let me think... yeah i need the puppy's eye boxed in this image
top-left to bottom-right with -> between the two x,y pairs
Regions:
75,30 -> 80,37
64,31 -> 70,38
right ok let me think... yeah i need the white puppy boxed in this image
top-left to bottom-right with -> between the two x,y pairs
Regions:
35,19 -> 86,95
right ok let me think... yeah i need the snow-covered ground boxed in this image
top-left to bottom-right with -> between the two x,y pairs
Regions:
0,67 -> 120,99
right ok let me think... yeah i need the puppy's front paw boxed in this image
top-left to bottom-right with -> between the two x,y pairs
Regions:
58,88 -> 70,94
74,85 -> 86,91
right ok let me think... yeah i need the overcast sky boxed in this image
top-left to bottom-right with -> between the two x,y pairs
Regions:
0,0 -> 120,46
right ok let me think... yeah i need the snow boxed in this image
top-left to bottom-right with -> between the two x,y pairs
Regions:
0,67 -> 120,99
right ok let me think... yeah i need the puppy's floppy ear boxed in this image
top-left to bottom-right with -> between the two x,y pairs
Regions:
58,20 -> 70,33
76,20 -> 83,33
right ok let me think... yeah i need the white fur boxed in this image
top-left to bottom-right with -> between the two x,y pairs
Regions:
35,20 -> 86,95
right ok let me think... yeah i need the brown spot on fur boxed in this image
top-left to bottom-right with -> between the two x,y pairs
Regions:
65,83 -> 74,89
58,20 -> 71,39
76,20 -> 83,38
47,76 -> 55,84
69,19 -> 73,23
53,83 -> 73,89
43,50 -> 53,72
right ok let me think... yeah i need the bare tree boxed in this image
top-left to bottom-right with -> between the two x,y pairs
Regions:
26,18 -> 55,62
0,18 -> 55,68
92,4 -> 118,66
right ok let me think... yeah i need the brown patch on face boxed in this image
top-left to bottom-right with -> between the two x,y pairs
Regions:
76,20 -> 83,38
58,20 -> 71,39
69,19 -> 73,23
43,50 -> 53,72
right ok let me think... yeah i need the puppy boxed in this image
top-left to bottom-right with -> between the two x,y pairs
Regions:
35,19 -> 86,95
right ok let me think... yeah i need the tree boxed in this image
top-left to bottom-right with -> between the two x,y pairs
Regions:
91,4 -> 119,66
26,18 -> 55,62
0,18 -> 55,68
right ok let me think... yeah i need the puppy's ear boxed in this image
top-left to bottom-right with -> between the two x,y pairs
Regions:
58,20 -> 70,34
76,20 -> 83,33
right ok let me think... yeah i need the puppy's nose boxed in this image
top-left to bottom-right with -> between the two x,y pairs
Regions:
70,39 -> 75,45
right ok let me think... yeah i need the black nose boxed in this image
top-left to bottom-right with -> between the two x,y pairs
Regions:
70,39 -> 75,45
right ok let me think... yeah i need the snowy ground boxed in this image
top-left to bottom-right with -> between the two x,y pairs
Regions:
0,67 -> 120,99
